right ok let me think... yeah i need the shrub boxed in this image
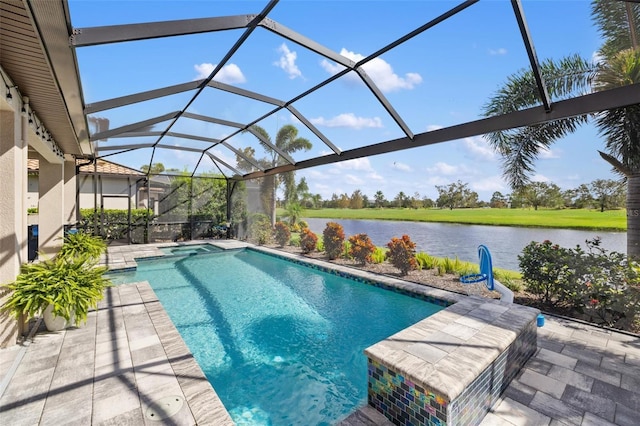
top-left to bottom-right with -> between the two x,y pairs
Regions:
300,228 -> 318,254
386,235 -> 417,276
248,213 -> 272,245
323,222 -> 345,259
289,233 -> 301,247
79,208 -> 154,241
574,239 -> 640,329
415,252 -> 438,270
494,269 -> 523,292
371,247 -> 386,264
348,233 -> 376,265
518,238 -> 640,330
273,221 -> 291,247
342,241 -> 351,259
518,240 -> 574,304
57,231 -> 107,262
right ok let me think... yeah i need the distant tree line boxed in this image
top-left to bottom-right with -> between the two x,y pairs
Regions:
288,178 -> 626,212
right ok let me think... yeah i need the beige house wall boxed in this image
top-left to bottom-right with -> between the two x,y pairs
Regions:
0,107 -> 28,347
37,153 -> 65,257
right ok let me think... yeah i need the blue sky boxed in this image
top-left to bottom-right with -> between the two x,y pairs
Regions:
69,0 -> 619,202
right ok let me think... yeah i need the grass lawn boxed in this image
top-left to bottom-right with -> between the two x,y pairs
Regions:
299,207 -> 626,231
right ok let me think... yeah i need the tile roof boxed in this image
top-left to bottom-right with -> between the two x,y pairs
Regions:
27,159 -> 143,176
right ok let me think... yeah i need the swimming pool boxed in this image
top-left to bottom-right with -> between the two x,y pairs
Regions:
109,249 -> 444,425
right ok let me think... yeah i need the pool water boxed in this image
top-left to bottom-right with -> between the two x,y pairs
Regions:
109,249 -> 444,425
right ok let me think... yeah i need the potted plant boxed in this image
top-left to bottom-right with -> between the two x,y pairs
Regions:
2,232 -> 111,331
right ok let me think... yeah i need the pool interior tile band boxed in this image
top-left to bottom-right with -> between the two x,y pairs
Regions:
250,247 -> 456,307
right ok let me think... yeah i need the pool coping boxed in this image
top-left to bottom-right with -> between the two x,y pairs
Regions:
102,241 -> 539,425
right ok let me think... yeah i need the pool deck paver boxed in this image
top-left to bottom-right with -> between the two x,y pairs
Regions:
1,240 -> 639,425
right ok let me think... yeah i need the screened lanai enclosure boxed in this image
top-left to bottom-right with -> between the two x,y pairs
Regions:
1,0 -> 639,247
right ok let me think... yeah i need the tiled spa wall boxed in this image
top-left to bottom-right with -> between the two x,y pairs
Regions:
367,320 -> 538,426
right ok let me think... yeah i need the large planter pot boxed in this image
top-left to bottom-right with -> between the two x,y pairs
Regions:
43,305 -> 76,331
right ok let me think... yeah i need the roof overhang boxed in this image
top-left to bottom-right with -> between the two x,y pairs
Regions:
0,0 -> 90,157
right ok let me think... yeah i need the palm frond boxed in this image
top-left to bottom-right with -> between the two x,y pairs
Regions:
591,0 -> 640,58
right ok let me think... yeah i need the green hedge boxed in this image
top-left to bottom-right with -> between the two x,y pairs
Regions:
79,208 -> 154,242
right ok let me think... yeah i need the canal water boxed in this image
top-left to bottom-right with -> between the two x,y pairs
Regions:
304,218 -> 627,271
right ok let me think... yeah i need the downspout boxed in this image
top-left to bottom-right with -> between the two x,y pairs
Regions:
127,176 -> 132,244
227,179 -> 237,239
75,157 -> 94,228
146,176 -> 151,243
94,160 -> 98,235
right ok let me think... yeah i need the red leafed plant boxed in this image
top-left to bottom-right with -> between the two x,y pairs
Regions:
386,235 -> 417,276
273,221 -> 291,247
300,228 -> 318,254
323,222 -> 345,260
348,233 -> 376,265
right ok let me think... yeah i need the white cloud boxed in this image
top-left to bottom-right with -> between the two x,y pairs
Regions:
470,175 -> 506,192
532,174 -> 550,182
307,170 -> 329,179
425,175 -> 450,186
391,161 -> 412,172
314,183 -> 331,191
310,113 -> 383,129
539,146 -> 560,159
208,148 -> 237,168
367,172 -> 384,181
345,174 -> 364,185
462,136 -> 496,161
320,59 -> 345,75
321,48 -> 422,92
194,63 -> 246,84
489,48 -> 508,55
427,124 -> 444,131
427,162 -> 461,176
334,157 -> 373,172
274,43 -> 302,79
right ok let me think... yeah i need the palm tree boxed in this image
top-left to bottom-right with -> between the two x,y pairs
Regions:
246,124 -> 312,226
483,0 -> 640,259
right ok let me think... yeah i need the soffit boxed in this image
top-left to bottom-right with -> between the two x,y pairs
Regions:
0,0 -> 87,156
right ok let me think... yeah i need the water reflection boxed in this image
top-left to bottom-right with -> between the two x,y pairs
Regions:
304,218 -> 627,271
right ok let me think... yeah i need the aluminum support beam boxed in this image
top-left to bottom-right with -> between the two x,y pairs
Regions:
85,81 -> 203,114
71,15 -> 252,47
182,112 -> 246,129
145,0 -> 279,173
286,105 -> 341,155
239,83 -> 640,180
206,81 -> 285,106
96,143 -> 154,152
511,0 -> 551,112
90,111 -> 181,140
356,68 -> 414,140
259,18 -> 356,68
205,151 -> 242,176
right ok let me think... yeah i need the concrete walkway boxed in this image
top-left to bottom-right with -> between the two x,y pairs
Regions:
0,282 -> 232,425
1,241 -> 638,425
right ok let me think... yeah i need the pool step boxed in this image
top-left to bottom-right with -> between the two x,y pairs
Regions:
337,405 -> 394,426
